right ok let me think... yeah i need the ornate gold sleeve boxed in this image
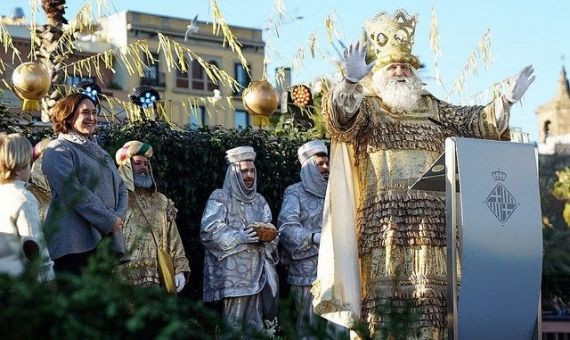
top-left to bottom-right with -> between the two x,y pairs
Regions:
168,218 -> 191,277
436,95 -> 512,140
166,198 -> 178,222
323,81 -> 369,143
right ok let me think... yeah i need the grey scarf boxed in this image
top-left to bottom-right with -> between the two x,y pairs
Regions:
223,163 -> 257,203
59,131 -> 111,166
300,156 -> 328,198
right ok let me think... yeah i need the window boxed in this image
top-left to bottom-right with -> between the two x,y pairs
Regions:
141,53 -> 161,86
66,76 -> 95,86
543,120 -> 551,141
189,106 -> 206,129
191,60 -> 205,90
176,68 -> 189,88
175,59 -> 219,92
206,61 -> 218,92
234,110 -> 249,130
234,63 -> 250,95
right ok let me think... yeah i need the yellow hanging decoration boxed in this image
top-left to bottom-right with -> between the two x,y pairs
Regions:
429,7 -> 442,86
448,28 -> 494,99
11,62 -> 51,112
463,76 -> 511,105
209,0 -> 250,76
0,23 -> 22,64
28,0 -> 40,61
61,40 -> 151,82
157,33 -> 240,92
324,14 -> 335,44
292,46 -> 306,71
308,32 -> 318,58
59,3 -> 94,57
479,28 -> 494,68
274,0 -> 287,16
95,0 -> 111,19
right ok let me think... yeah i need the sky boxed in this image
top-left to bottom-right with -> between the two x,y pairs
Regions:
1,0 -> 569,141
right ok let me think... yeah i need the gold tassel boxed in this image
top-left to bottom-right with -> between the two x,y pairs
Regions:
308,32 -> 317,58
252,115 -> 269,127
22,99 -> 41,112
324,14 -> 335,44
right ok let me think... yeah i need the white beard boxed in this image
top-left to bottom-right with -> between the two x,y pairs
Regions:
372,70 -> 424,113
134,173 -> 153,189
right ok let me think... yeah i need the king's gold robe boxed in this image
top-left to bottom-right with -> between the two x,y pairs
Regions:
313,81 -> 510,338
119,191 -> 190,287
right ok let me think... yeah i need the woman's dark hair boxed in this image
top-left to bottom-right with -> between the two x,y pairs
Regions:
50,93 -> 99,134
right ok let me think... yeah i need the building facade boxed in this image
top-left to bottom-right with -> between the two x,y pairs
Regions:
100,11 -> 264,129
0,10 -> 265,129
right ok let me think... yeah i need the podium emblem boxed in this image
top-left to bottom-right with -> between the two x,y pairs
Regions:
485,170 -> 517,224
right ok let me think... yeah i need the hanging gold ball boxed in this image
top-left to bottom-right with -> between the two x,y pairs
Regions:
242,80 -> 279,117
11,62 -> 50,112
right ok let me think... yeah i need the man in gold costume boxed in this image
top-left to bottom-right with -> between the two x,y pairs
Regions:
311,9 -> 535,338
116,140 -> 190,293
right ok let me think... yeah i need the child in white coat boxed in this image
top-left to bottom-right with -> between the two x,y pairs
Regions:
0,133 -> 54,281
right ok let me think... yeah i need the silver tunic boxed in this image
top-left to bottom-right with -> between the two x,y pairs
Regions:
278,182 -> 324,286
201,188 -> 277,302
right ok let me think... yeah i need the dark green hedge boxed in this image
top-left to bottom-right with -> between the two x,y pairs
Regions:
97,121 -> 315,299
0,240 -> 228,340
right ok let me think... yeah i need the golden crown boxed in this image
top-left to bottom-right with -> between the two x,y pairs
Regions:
365,9 -> 420,70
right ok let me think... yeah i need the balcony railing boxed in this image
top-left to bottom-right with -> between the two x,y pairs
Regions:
140,72 -> 166,88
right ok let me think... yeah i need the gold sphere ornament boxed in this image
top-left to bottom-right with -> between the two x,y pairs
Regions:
242,80 -> 279,127
11,62 -> 51,112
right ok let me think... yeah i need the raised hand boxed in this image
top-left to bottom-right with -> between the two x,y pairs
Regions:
505,65 -> 535,103
343,41 -> 375,83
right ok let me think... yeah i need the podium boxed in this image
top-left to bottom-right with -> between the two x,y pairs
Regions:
411,137 -> 543,340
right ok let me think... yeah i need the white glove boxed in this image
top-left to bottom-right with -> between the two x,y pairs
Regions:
343,41 -> 375,83
175,272 -> 186,293
504,65 -> 535,103
239,227 -> 259,244
312,232 -> 321,245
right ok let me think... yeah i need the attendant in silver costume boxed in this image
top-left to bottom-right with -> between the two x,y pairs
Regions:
278,140 -> 329,334
201,146 -> 279,334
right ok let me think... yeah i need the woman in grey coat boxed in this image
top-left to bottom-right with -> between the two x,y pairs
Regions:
42,93 -> 127,274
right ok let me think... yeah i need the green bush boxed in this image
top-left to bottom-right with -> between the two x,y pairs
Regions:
539,156 -> 570,296
0,104 -> 54,144
97,121 -> 315,299
0,240 -> 229,340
